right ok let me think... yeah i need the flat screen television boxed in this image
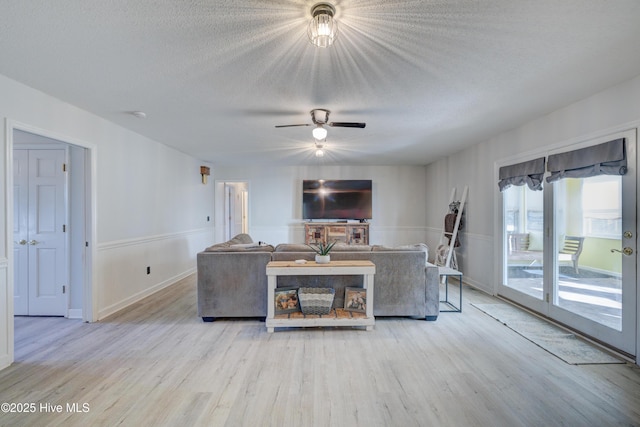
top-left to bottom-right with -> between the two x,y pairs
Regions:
302,179 -> 372,220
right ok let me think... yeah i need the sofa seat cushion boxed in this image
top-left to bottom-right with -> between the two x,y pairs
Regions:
228,233 -> 254,244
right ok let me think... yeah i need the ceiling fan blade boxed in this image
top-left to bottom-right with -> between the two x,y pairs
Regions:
329,122 -> 366,128
275,124 -> 311,128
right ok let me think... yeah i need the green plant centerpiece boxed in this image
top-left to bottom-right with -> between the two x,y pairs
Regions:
307,240 -> 337,264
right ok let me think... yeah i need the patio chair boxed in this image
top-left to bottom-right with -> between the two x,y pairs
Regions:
558,235 -> 585,275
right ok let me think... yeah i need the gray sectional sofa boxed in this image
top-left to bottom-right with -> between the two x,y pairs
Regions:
197,234 -> 440,322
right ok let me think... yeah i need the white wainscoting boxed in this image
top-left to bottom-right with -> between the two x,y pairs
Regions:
455,232 -> 494,294
368,226 -> 429,247
0,259 -> 12,369
425,227 -> 494,294
96,228 -> 212,320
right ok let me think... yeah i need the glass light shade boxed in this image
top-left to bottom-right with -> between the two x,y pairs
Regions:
315,148 -> 325,157
308,4 -> 337,48
312,126 -> 327,140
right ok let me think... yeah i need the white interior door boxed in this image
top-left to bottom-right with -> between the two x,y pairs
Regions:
13,148 -> 68,316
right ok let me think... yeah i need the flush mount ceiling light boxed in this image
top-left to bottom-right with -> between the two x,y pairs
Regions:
308,3 -> 337,48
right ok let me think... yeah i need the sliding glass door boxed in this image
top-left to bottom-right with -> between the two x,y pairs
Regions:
503,184 -> 545,303
549,160 -> 636,354
498,131 -> 637,355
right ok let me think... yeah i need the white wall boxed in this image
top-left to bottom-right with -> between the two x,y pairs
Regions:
424,74 -> 640,362
0,74 -> 214,369
213,165 -> 429,248
93,136 -> 214,317
424,74 -> 640,292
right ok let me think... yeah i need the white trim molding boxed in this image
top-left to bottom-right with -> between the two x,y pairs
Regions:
67,309 -> 83,319
97,228 -> 212,251
97,269 -> 195,320
0,261 -> 12,370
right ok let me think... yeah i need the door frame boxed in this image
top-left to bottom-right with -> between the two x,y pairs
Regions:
5,119 -> 98,328
494,125 -> 639,361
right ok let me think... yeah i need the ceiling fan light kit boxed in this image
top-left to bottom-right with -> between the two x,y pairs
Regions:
308,3 -> 337,48
275,109 -> 365,157
312,125 -> 327,140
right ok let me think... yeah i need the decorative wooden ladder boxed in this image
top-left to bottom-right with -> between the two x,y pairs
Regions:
437,186 -> 468,270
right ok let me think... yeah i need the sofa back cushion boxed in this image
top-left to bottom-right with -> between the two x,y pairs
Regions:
205,233 -> 274,252
205,244 -> 274,252
372,243 -> 429,262
331,243 -> 372,251
274,243 -> 313,252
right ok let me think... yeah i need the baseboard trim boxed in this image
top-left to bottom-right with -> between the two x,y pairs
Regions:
97,268 -> 195,320
0,354 -> 12,371
461,275 -> 492,295
67,309 -> 83,319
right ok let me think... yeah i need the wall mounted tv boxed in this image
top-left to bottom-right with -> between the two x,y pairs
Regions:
302,179 -> 372,220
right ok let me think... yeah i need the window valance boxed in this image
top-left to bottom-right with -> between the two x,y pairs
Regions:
546,138 -> 626,183
498,157 -> 545,192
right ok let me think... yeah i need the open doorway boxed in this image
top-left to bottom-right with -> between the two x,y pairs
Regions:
215,181 -> 249,242
13,130 -> 86,318
9,125 -> 95,323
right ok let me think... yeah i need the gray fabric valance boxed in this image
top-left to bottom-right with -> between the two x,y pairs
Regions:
498,157 -> 545,191
546,138 -> 626,183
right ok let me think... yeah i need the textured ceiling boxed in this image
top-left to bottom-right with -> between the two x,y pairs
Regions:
1,1 -> 640,165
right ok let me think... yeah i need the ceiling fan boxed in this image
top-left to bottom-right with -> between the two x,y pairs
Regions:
275,109 -> 366,140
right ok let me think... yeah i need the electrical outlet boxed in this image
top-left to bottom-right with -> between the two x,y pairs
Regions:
147,266 -> 151,275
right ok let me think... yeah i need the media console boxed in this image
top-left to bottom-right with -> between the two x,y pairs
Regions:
304,222 -> 369,245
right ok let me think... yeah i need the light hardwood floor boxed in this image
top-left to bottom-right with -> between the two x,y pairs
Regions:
1,275 -> 639,427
